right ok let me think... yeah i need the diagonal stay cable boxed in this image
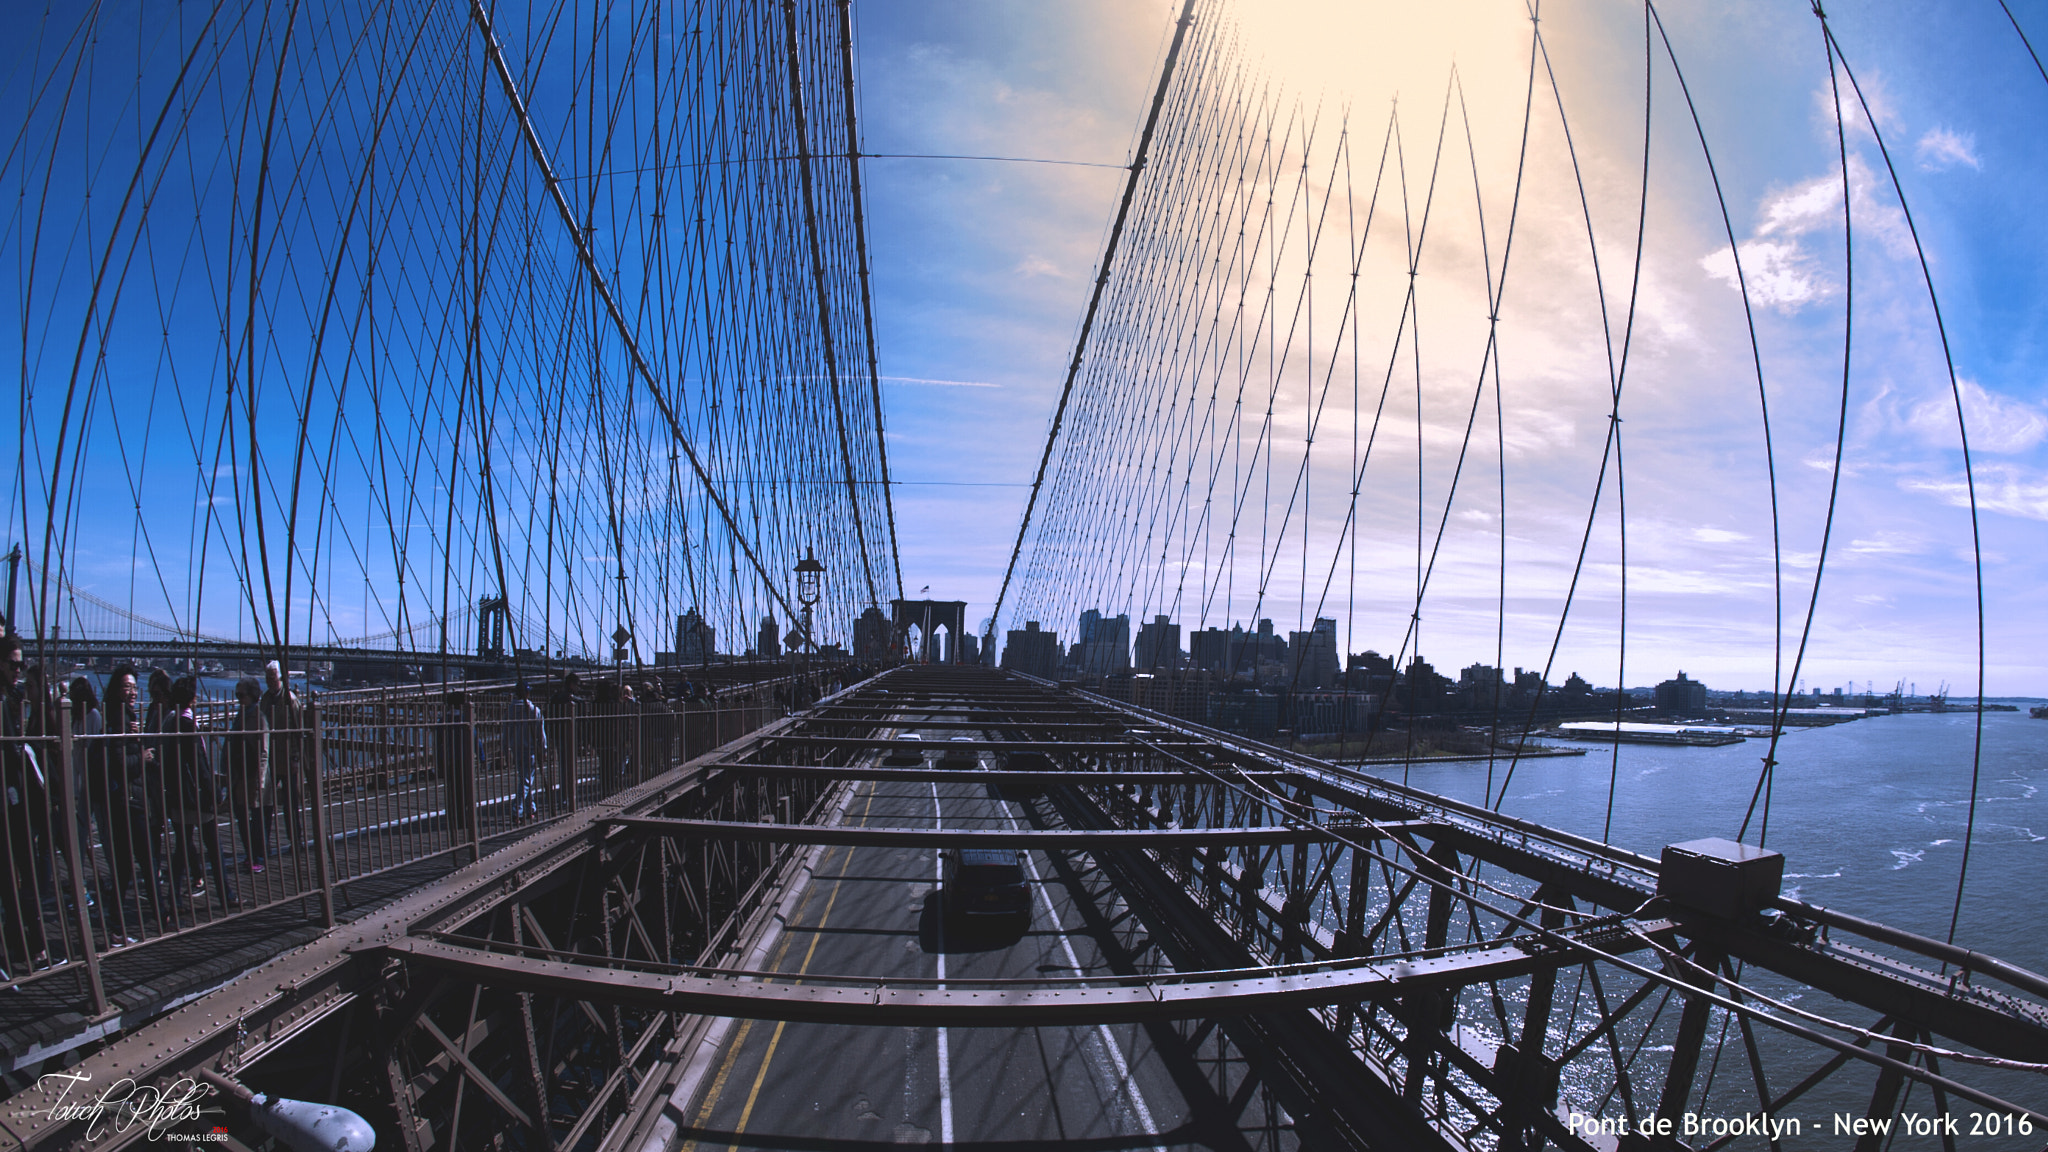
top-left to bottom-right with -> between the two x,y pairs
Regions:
1819,15 -> 1990,947
835,0 -> 902,602
468,0 -> 801,625
986,0 -> 1200,653
779,0 -> 878,609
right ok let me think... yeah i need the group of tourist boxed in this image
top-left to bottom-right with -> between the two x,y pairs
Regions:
2,636 -> 840,979
1,625 -> 308,977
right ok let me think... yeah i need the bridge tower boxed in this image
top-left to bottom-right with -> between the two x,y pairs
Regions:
476,595 -> 508,660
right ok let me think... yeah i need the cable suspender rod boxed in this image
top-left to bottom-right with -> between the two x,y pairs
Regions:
469,0 -> 803,625
837,0 -> 903,602
985,0 -> 1201,650
782,0 -> 880,609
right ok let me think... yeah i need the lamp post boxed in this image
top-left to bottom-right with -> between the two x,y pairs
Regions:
794,548 -> 825,660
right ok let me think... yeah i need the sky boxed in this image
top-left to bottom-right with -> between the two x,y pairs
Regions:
3,0 -> 2044,697
849,0 -> 2048,696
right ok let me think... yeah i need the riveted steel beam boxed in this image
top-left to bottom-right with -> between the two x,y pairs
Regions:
705,763 -> 1293,784
606,814 -> 1424,847
756,734 -> 1209,752
378,920 -> 1678,1027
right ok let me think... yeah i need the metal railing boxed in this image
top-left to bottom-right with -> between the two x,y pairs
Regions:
0,673 -> 812,1017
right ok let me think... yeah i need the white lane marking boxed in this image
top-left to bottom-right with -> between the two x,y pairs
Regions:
931,781 -> 955,1145
1003,804 -> 1166,1150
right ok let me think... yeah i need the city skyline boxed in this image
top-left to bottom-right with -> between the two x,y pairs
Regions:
853,1 -> 2048,697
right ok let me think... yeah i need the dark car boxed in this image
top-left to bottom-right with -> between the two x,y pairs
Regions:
943,847 -> 1030,919
937,735 -> 981,770
994,750 -> 1053,799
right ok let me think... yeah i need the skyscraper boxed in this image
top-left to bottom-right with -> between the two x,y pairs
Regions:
1135,614 -> 1180,671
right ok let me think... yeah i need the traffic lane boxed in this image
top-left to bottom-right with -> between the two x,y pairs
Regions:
931,781 -> 1188,1149
685,780 -> 950,1148
682,776 -> 1243,1150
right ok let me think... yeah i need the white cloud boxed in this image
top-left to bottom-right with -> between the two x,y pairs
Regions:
1848,532 -> 1922,555
1901,465 -> 2048,521
1812,70 -> 1901,141
1905,379 -> 2048,454
1699,157 -> 1912,314
881,376 -> 1000,389
1914,127 -> 1981,172
1701,238 -> 1833,311
1691,527 -> 1748,544
1013,254 -> 1065,278
1757,175 -> 1844,238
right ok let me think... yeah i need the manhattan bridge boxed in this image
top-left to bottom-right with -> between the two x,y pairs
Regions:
2,1 -> 2045,1149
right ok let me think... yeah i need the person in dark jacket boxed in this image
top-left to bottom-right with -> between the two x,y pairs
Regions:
543,673 -> 581,811
1,632 -> 52,973
97,665 -> 157,941
224,679 -> 270,875
434,692 -> 477,841
66,677 -> 104,900
260,661 -> 307,858
161,676 -> 230,905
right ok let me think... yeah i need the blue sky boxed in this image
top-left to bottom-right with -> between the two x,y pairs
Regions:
851,0 -> 2048,695
4,0 -> 2043,695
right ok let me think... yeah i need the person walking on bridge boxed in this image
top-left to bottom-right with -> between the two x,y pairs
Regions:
65,677 -> 104,910
435,692 -> 479,844
96,665 -> 156,942
161,675 -> 229,908
260,661 -> 307,867
544,672 -> 581,812
224,679 -> 271,877
505,682 -> 546,821
1,631 -> 52,975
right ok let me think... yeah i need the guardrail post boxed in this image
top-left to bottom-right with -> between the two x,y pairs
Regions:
308,701 -> 335,927
463,695 -> 481,855
564,707 -> 578,814
57,702 -> 107,1015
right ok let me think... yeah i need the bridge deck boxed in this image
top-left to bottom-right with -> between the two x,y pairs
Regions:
677,773 -> 1269,1150
7,666 -> 2046,1152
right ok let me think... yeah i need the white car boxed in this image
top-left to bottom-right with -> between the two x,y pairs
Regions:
881,733 -> 923,767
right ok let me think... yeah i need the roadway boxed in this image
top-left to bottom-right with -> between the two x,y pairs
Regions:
677,712 -> 1293,1151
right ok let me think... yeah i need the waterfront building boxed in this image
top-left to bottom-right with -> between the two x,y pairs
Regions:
1655,670 -> 1709,714
1285,618 -> 1341,688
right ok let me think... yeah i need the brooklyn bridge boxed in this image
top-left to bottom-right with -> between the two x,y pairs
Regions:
2,1 -> 2044,1149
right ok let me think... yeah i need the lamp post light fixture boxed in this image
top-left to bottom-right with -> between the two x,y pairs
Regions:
794,547 -> 825,656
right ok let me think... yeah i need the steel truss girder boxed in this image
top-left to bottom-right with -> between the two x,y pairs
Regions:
710,762 -> 1291,784
758,734 -> 1209,752
372,916 -> 1678,1026
606,814 -> 1410,847
1073,690 -> 2048,1136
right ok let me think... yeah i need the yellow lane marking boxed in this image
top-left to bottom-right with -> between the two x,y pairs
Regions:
732,780 -> 876,1136
684,779 -> 877,1151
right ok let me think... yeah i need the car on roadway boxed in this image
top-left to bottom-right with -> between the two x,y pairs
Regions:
994,750 -> 1053,799
942,847 -> 1030,919
937,735 -> 980,770
881,733 -> 923,767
